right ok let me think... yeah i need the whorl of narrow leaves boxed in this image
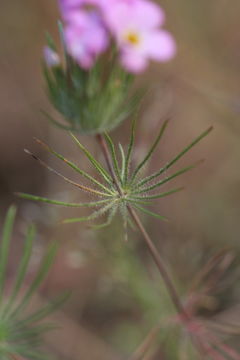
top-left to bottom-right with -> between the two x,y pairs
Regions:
43,27 -> 144,135
0,206 -> 69,360
17,121 -> 213,232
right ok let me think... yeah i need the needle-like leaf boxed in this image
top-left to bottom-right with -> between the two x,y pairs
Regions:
58,20 -> 69,68
91,205 -> 118,229
131,119 -> 169,182
131,187 -> 184,200
10,241 -> 58,318
62,201 -> 115,224
124,117 -> 136,185
4,225 -> 35,315
135,160 -> 204,194
119,143 -> 126,182
132,204 -> 168,221
0,206 -> 68,360
17,291 -> 70,327
16,193 -> 110,208
104,133 -> 122,183
70,132 -> 112,184
34,138 -> 114,195
0,206 -> 17,305
24,149 -> 107,197
137,126 -> 213,188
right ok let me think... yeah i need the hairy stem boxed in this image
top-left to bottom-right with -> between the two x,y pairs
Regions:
127,206 -> 186,315
96,133 -> 206,359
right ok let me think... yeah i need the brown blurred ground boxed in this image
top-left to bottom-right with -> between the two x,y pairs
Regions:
1,1 -> 240,359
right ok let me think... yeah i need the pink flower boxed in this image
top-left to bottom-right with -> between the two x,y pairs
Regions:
64,10 -> 108,68
58,0 -> 83,17
59,0 -> 106,17
104,0 -> 176,73
58,0 -> 176,72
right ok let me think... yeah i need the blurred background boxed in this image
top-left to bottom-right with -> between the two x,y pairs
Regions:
1,0 -> 240,358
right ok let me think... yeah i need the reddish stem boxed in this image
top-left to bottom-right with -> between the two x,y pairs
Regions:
96,134 -> 186,315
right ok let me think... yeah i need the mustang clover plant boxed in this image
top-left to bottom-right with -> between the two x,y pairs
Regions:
0,206 -> 68,360
14,0 -> 234,358
18,120 -> 212,230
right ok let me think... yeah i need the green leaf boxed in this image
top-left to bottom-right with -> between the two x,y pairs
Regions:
45,32 -> 57,52
108,87 -> 144,133
24,149 -> 106,197
131,119 -> 169,182
0,206 -> 66,359
137,126 -> 213,188
91,205 -> 118,229
124,117 -> 137,185
4,225 -> 35,315
11,323 -> 56,341
34,138 -> 114,195
42,66 -> 54,92
63,200 -> 115,224
16,193 -> 110,208
70,132 -> 113,185
132,204 -> 168,221
132,187 -> 184,200
0,206 -> 17,304
119,143 -> 126,182
135,160 -> 203,194
10,241 -> 58,318
58,20 -> 71,72
17,291 -> 70,327
127,198 -> 153,205
104,133 -> 122,184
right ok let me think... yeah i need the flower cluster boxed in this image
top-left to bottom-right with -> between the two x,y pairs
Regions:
58,0 -> 176,73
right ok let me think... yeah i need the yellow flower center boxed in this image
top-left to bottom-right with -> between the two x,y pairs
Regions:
125,32 -> 140,45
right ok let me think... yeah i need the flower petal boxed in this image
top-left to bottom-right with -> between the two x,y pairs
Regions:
147,30 -> 176,61
105,0 -> 165,34
64,11 -> 108,69
120,50 -> 148,73
130,0 -> 165,28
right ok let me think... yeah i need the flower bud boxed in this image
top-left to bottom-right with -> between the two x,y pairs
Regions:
44,46 -> 61,68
